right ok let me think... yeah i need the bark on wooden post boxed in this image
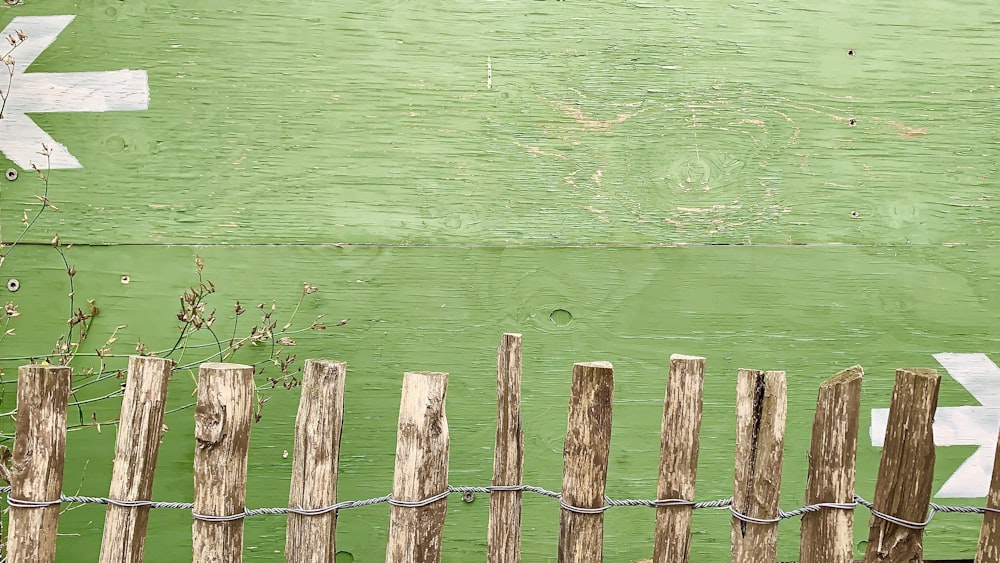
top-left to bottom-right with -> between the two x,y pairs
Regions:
488,333 -> 523,563
731,369 -> 787,563
192,362 -> 255,563
99,356 -> 174,563
558,361 -> 614,563
385,371 -> 450,563
977,422 -> 1000,563
6,364 -> 72,563
863,368 -> 940,563
652,354 -> 705,563
286,359 -> 347,563
799,365 -> 863,563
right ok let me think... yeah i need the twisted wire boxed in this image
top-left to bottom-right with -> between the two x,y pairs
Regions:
0,484 -> 995,529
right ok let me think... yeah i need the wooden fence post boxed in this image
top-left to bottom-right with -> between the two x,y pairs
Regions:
489,333 -> 523,563
6,364 -> 72,563
285,359 -> 347,563
863,368 -> 940,563
731,369 -> 787,563
99,356 -> 174,563
385,371 -> 450,563
192,362 -> 255,563
799,365 -> 863,563
558,361 -> 614,563
976,421 -> 1000,563
652,354 -> 705,563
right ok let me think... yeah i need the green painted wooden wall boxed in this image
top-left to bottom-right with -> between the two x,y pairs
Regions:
0,0 -> 997,560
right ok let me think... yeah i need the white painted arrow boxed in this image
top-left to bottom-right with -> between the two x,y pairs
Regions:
870,353 -> 1000,498
0,15 -> 148,169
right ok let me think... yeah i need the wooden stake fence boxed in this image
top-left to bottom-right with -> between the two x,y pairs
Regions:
385,371 -> 450,563
652,354 -> 705,563
7,364 -> 71,563
978,422 -> 1000,563
2,339 -> 1000,562
799,365 -> 863,563
731,369 -> 787,563
99,356 -> 174,563
489,333 -> 523,563
558,361 -> 615,563
192,362 -> 255,562
864,368 -> 941,563
286,359 -> 347,563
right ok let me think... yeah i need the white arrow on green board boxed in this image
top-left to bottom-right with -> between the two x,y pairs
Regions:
0,15 -> 148,169
870,353 -> 1000,498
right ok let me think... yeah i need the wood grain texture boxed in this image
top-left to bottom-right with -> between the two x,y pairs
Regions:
489,333 -> 523,563
559,361 -> 614,563
99,356 -> 174,563
285,360 -> 346,563
1,3 -> 999,559
731,369 -> 787,563
864,368 -> 941,563
192,362 -> 255,563
2,244 -> 997,561
386,371 -> 450,563
652,354 -> 705,563
6,1 -> 1000,246
975,422 -> 1000,563
6,364 -> 71,563
799,365 -> 863,563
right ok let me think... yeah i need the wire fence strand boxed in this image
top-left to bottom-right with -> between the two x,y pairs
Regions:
2,485 -> 998,529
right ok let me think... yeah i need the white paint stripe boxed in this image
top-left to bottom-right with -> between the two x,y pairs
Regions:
0,114 -> 80,168
933,406 -> 1000,445
869,408 -> 888,447
13,70 -> 149,113
0,16 -> 75,74
936,446 -> 996,498
871,353 -> 1000,497
933,352 -> 1000,404
0,15 -> 149,169
871,407 -> 1000,446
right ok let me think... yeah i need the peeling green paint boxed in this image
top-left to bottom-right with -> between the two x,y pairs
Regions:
0,0 -> 996,560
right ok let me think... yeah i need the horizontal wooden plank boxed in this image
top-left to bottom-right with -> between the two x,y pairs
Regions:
0,1 -> 997,244
0,244 -> 993,561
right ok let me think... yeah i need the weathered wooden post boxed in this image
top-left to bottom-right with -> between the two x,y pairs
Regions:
731,369 -> 787,563
652,354 -> 705,563
977,422 -> 1000,563
285,359 -> 347,563
385,371 -> 450,563
863,368 -> 940,563
192,362 -> 255,563
489,333 -> 524,563
6,364 -> 72,563
99,356 -> 174,563
558,361 -> 614,563
799,365 -> 863,563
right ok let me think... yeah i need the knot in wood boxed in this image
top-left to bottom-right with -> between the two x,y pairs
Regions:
194,403 -> 227,447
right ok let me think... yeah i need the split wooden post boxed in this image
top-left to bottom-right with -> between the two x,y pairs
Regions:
863,368 -> 940,563
6,364 -> 72,563
192,362 -> 255,563
99,356 -> 174,563
286,360 -> 347,563
488,333 -> 523,563
385,372 -> 450,563
652,354 -> 705,563
799,365 -> 863,563
976,421 -> 1000,563
731,369 -> 787,563
558,361 -> 614,563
